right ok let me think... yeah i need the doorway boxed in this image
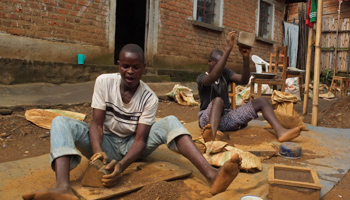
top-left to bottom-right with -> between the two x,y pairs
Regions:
114,0 -> 147,64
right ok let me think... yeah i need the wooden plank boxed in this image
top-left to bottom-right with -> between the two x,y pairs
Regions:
340,1 -> 350,18
320,52 -> 324,71
341,1 -> 350,11
341,52 -> 346,71
323,52 -> 327,71
340,12 -> 350,19
71,161 -> 192,200
320,13 -> 350,74
324,13 -> 340,19
323,7 -> 339,16
323,1 -> 339,8
322,30 -> 350,33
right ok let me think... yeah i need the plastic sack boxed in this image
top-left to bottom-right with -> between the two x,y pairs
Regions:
235,86 -> 250,106
203,145 -> 262,172
271,90 -> 299,105
194,139 -> 262,172
266,91 -> 307,131
166,84 -> 199,106
253,83 -> 273,94
285,77 -> 301,101
25,109 -> 86,129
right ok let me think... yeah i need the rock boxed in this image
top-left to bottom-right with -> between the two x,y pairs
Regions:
39,134 -> 50,139
1,133 -> 9,138
0,109 -> 13,115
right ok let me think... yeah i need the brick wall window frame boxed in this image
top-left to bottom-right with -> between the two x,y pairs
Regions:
256,0 -> 275,41
192,0 -> 223,28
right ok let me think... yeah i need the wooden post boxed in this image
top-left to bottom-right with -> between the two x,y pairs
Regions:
311,0 -> 323,126
333,0 -> 343,76
303,28 -> 314,116
347,25 -> 350,77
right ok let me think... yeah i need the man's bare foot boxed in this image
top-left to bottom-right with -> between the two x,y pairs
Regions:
210,153 -> 242,195
202,124 -> 215,142
277,126 -> 302,142
22,187 -> 78,200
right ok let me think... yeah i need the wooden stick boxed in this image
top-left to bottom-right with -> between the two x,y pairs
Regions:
312,0 -> 323,126
333,0 -> 343,76
347,20 -> 350,77
303,27 -> 314,116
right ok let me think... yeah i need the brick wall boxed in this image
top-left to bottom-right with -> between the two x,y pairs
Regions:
156,0 -> 286,71
0,0 -> 109,47
287,2 -> 300,24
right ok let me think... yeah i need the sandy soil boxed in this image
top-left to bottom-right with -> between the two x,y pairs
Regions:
0,96 -> 349,200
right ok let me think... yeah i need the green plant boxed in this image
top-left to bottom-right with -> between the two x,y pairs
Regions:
321,69 -> 333,85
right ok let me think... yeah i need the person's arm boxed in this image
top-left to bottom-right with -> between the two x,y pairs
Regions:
88,108 -> 108,163
202,31 -> 236,86
229,46 -> 252,85
101,123 -> 151,187
118,123 -> 150,169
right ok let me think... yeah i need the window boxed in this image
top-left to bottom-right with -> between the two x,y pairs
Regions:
193,0 -> 223,27
197,0 -> 215,24
256,0 -> 274,40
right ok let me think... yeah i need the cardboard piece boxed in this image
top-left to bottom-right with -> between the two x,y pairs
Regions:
71,161 -> 192,200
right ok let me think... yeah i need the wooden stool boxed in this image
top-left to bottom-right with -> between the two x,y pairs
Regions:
228,82 -> 236,109
329,76 -> 350,97
287,73 -> 304,99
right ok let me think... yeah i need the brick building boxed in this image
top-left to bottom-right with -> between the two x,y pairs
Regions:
0,0 -> 289,82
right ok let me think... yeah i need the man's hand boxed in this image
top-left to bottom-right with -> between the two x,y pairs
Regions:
239,46 -> 251,58
226,31 -> 236,48
101,160 -> 123,187
89,152 -> 108,165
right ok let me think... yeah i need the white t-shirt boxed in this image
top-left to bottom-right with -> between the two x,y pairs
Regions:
91,73 -> 159,137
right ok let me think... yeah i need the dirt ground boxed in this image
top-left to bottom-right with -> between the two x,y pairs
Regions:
0,96 -> 349,200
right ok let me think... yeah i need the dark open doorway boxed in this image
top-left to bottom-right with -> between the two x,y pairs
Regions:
115,0 -> 147,64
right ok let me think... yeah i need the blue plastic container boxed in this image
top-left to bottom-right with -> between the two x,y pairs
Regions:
279,142 -> 302,159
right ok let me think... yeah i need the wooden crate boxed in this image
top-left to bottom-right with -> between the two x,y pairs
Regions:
268,165 -> 322,200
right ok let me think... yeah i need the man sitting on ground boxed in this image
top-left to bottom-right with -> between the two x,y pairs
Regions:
22,44 -> 241,200
197,31 -> 302,142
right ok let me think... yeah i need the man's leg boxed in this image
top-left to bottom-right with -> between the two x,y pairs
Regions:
175,134 -> 241,195
200,97 -> 224,142
143,116 -> 241,195
251,98 -> 301,142
22,116 -> 91,200
22,156 -> 78,200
